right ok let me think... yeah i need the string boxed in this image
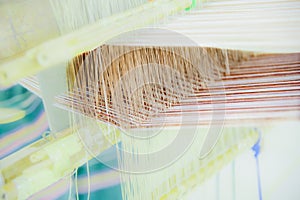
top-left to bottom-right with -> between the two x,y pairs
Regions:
252,130 -> 263,200
216,173 -> 220,200
60,48 -> 300,129
232,161 -> 236,200
60,45 -> 298,200
75,170 -> 79,200
49,1 -> 298,199
68,174 -> 73,200
1,1 -> 299,197
86,161 -> 91,200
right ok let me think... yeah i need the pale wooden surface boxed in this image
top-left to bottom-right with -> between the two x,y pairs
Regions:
0,0 -> 59,60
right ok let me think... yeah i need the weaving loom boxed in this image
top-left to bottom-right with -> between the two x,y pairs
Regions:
0,0 -> 300,199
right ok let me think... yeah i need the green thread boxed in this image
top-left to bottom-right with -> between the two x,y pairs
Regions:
185,0 -> 197,11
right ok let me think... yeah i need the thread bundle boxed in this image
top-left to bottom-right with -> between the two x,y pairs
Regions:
1,0 -> 299,199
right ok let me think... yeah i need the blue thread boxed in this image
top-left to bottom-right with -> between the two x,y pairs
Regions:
252,130 -> 262,200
